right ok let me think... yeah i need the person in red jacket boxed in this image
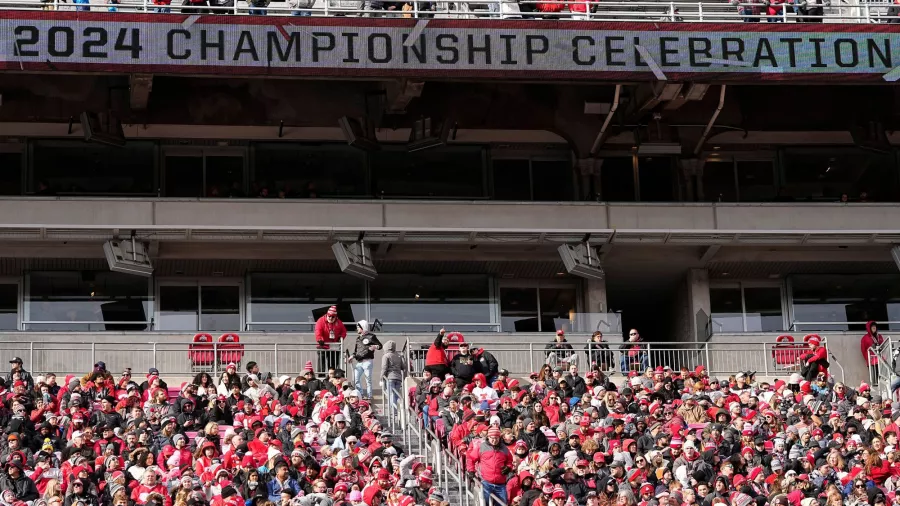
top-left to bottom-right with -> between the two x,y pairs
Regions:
314,306 -> 346,373
424,328 -> 451,380
471,427 -> 512,506
801,335 -> 828,382
861,320 -> 885,367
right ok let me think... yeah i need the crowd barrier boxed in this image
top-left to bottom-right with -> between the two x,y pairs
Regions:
404,336 -> 843,381
0,0 -> 887,23
0,340 -> 344,377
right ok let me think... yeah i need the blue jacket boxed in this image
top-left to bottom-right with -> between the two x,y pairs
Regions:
267,477 -> 301,502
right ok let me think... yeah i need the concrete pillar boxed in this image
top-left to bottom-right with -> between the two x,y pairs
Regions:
584,278 -> 611,335
688,268 -> 712,342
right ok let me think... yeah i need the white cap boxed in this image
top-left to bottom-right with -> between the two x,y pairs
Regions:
357,320 -> 369,332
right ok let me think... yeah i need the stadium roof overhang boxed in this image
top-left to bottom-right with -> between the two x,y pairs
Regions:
0,226 -> 898,247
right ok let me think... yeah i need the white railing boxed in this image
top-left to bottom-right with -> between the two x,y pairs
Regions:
1,339 -> 344,377
868,338 -> 894,396
2,0 -> 893,23
405,337 -> 831,378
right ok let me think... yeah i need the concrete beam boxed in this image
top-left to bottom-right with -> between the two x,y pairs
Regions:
384,79 -> 424,114
699,245 -> 720,265
128,74 -> 154,111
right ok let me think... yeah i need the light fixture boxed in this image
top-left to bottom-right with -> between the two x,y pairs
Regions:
721,272 -> 729,276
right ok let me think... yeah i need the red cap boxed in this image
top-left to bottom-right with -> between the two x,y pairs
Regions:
327,306 -> 338,316
576,459 -> 589,467
377,468 -> 390,480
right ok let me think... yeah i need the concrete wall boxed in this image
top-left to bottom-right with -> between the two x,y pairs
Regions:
2,199 -> 900,234
708,331 -> 870,387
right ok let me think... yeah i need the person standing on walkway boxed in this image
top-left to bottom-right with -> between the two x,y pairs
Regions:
381,340 -> 406,411
315,306 -> 347,374
471,427 -> 512,506
350,320 -> 382,401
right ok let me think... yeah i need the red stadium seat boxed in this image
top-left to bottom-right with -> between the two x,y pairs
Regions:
772,334 -> 802,368
189,333 -> 215,371
217,333 -> 245,367
444,332 -> 466,363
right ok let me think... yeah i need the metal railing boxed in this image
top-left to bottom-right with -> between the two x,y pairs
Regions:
0,0 -> 892,23
405,337 -> 830,378
868,338 -> 894,395
0,339 -> 343,377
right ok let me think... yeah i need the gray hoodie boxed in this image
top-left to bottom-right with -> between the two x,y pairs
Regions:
381,340 -> 406,382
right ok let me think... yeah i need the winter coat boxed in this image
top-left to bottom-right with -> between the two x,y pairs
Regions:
425,333 -> 449,368
471,439 -> 512,484
314,316 -> 346,349
351,332 -> 382,362
381,341 -> 406,382
861,321 -> 884,365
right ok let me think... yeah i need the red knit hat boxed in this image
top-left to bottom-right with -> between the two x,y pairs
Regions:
304,361 -> 314,373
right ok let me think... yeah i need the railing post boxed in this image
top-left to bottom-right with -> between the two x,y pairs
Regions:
697,1 -> 703,20
152,342 -> 157,369
669,1 -> 674,19
213,342 -> 219,379
529,343 -> 534,373
91,342 -> 96,370
704,342 -> 710,374
29,342 -> 33,372
273,342 -> 278,376
763,343 -> 768,377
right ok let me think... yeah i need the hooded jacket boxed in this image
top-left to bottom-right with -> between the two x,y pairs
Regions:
380,341 -> 406,382
351,325 -> 382,362
861,321 -> 884,365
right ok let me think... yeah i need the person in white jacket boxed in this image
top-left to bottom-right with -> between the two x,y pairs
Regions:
471,373 -> 499,410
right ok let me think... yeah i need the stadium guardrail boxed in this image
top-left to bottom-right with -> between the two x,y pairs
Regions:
404,337 -> 830,379
0,0 -> 890,23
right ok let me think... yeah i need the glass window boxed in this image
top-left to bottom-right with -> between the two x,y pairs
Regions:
703,161 -> 737,202
711,283 -> 784,332
158,286 -> 198,331
782,149 -> 897,202
206,157 -> 244,197
253,144 -> 367,198
492,159 -> 531,200
532,161 -> 573,201
248,274 -> 366,331
0,284 -> 17,330
369,275 -> 493,332
791,274 -> 900,331
500,287 -> 538,332
32,141 -> 155,196
638,157 -> 675,202
600,157 -> 636,201
372,147 -> 485,198
737,160 -> 776,201
710,286 -> 744,332
540,287 -> 577,333
0,153 -> 22,196
744,287 -> 783,332
158,283 -> 242,331
200,286 -> 240,332
165,156 -> 203,198
26,272 -> 150,331
499,285 -> 578,332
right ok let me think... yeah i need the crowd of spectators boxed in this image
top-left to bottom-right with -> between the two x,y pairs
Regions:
409,327 -> 889,506
0,310 -> 447,506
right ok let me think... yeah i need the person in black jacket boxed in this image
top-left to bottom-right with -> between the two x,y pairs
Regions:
564,364 -> 587,399
349,320 -> 382,402
0,461 -> 39,502
450,343 -> 478,388
473,348 -> 500,385
518,419 -> 548,452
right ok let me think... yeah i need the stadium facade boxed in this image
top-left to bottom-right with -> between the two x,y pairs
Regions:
0,9 -> 898,383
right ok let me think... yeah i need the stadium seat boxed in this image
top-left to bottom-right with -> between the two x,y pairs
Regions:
189,333 -> 216,371
772,334 -> 802,369
217,333 -> 245,367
